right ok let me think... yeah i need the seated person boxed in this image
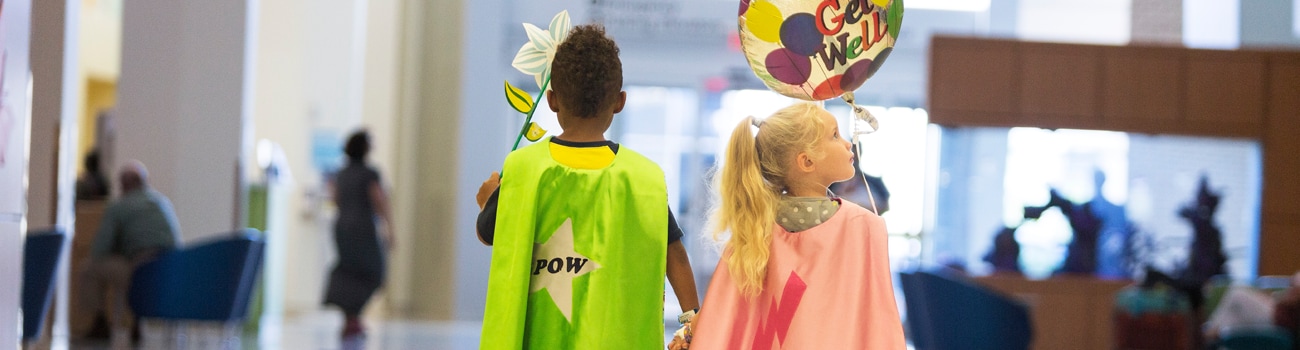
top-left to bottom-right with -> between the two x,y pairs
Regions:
77,160 -> 181,347
1203,273 -> 1300,346
1274,273 -> 1300,347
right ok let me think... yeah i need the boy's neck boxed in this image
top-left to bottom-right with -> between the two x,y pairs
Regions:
556,114 -> 613,143
556,131 -> 607,143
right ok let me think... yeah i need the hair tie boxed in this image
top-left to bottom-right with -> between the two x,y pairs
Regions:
750,117 -> 763,128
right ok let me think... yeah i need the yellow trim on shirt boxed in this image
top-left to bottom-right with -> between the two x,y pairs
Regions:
549,142 -> 616,170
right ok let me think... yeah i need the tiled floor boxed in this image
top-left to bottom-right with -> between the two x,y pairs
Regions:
60,311 -> 680,349
270,312 -> 481,350
62,314 -> 481,350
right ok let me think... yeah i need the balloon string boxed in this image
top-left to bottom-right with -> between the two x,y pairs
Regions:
855,138 -> 880,216
773,44 -> 818,98
812,57 -> 838,97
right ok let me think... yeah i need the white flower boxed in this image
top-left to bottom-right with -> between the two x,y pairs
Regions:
511,10 -> 571,90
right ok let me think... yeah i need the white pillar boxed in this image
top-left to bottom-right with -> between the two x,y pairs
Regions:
1130,0 -> 1182,44
0,0 -> 34,346
116,1 -> 257,240
31,0 -> 81,346
391,0 -> 468,320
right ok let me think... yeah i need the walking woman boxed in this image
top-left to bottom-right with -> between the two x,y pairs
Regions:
325,130 -> 395,339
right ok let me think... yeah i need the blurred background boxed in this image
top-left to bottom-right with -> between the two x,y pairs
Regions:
4,0 -> 1300,349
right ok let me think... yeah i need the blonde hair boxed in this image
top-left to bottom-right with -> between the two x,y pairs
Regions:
712,102 -> 828,296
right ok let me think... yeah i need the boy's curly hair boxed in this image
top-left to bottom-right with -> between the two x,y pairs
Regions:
551,24 -> 622,119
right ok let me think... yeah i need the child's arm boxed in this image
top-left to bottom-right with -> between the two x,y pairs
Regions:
667,241 -> 699,349
475,172 -> 501,246
667,241 -> 700,313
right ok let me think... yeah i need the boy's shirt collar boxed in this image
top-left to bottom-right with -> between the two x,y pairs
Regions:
548,137 -> 619,170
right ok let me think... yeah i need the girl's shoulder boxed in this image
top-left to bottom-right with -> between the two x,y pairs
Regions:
833,200 -> 886,227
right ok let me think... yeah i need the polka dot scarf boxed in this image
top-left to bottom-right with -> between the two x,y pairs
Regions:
775,196 -> 841,232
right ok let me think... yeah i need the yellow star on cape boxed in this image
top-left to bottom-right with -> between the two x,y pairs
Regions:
529,218 -> 601,322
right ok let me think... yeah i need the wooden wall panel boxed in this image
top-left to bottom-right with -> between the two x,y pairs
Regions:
929,37 -> 1017,125
930,37 -> 1299,276
1184,51 -> 1266,129
1020,44 -> 1101,126
1264,57 -> 1300,215
1102,47 -> 1181,125
1259,219 -> 1300,275
1259,55 -> 1300,276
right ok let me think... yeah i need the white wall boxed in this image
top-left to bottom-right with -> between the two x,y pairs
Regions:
252,0 -> 317,316
451,0 -> 510,321
359,0 -> 405,315
117,1 -> 254,241
253,0 -> 409,318
1241,0 -> 1300,47
0,0 -> 33,345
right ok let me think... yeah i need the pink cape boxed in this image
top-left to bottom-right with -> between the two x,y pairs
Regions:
691,201 -> 905,349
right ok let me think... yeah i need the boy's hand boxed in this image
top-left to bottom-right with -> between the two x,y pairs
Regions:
476,172 -> 501,209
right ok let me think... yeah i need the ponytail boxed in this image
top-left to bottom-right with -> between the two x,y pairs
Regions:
715,116 -> 778,297
711,103 -> 828,296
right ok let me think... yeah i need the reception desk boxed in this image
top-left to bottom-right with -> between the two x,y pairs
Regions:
973,275 -> 1132,350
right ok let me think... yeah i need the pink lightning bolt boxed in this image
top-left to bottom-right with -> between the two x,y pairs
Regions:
751,271 -> 807,349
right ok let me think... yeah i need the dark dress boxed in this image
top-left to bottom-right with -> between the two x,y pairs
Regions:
324,161 -> 386,316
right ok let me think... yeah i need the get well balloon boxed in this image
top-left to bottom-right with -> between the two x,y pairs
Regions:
739,0 -> 903,101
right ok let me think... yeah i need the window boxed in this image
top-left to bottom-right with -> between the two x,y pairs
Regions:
932,127 -> 1261,281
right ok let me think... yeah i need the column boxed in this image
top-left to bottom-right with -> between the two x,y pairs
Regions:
116,1 -> 256,240
30,0 -> 80,346
393,0 -> 465,320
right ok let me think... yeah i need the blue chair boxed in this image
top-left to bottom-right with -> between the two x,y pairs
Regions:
1216,325 -> 1294,350
22,230 -> 66,342
129,230 -> 264,322
899,269 -> 1034,350
898,271 -> 934,349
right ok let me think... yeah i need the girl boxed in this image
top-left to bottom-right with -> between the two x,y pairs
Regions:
676,102 -> 904,349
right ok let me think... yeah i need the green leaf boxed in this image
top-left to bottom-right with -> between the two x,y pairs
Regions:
504,80 -> 536,114
524,122 -> 547,142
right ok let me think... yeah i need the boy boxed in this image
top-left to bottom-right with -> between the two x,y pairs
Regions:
475,24 -> 699,349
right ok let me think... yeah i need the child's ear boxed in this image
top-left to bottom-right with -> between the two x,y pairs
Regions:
547,90 -> 560,112
612,91 -> 627,114
795,152 -> 816,173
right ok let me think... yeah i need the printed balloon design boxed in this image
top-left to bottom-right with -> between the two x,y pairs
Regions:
738,0 -> 904,101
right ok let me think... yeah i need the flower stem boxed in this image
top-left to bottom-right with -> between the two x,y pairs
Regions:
512,75 -> 551,150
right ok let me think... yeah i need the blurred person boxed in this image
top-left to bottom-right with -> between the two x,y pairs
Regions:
1203,286 -> 1277,341
984,226 -> 1023,274
1024,187 -> 1102,275
1023,170 -> 1136,278
75,149 -> 110,200
1273,273 -> 1300,349
324,129 -> 395,339
78,160 -> 181,348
